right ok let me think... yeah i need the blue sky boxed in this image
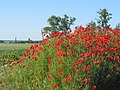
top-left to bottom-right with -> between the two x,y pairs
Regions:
0,0 -> 120,40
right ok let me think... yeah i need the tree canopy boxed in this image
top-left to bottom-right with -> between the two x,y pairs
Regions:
42,14 -> 76,35
96,8 -> 112,29
115,23 -> 120,30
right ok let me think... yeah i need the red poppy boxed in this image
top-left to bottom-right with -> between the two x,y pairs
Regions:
67,75 -> 72,82
95,61 -> 100,65
48,60 -> 52,66
114,56 -> 119,61
86,65 -> 91,70
74,61 -> 79,65
9,65 -> 13,69
82,66 -> 86,71
59,69 -> 64,73
83,52 -> 90,58
87,78 -> 90,82
57,69 -> 64,73
52,84 -> 59,89
48,56 -> 52,60
62,75 -> 72,83
33,83 -> 38,87
78,58 -> 84,63
58,60 -> 62,65
92,85 -> 97,90
62,78 -> 67,82
83,78 -> 87,83
74,65 -> 78,70
22,65 -> 25,68
30,67 -> 33,70
92,53 -> 95,57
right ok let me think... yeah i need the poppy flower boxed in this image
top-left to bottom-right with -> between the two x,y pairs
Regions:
52,84 -> 59,89
9,65 -> 13,69
58,60 -> 62,65
22,65 -> 25,68
82,66 -> 86,71
83,78 -> 87,83
92,85 -> 97,90
78,58 -> 84,63
33,83 -> 38,87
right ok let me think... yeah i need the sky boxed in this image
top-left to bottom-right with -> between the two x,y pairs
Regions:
0,0 -> 120,40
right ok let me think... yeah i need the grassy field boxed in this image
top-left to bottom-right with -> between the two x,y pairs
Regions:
0,43 -> 32,50
0,43 -> 31,90
0,43 -> 32,66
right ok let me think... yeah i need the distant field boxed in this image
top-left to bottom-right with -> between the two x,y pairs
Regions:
0,43 -> 32,50
0,43 -> 32,66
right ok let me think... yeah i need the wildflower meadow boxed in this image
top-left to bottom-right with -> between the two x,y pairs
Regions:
1,25 -> 120,90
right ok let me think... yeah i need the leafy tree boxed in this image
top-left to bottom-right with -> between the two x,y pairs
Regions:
96,8 -> 112,29
115,23 -> 120,30
42,14 -> 76,35
88,20 -> 97,28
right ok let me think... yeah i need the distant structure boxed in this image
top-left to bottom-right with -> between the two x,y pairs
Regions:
28,38 -> 30,42
28,38 -> 33,43
15,37 -> 17,43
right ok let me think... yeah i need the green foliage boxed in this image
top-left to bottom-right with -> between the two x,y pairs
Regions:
1,26 -> 120,90
96,8 -> 112,29
0,49 -> 25,66
115,23 -> 120,30
43,14 -> 76,35
88,20 -> 97,28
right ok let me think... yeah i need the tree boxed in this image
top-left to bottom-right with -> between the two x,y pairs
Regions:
115,23 -> 120,30
88,20 -> 97,28
42,14 -> 76,36
96,8 -> 112,29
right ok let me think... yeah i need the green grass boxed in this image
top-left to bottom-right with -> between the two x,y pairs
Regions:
0,43 -> 32,66
0,43 -> 31,90
0,49 -> 26,66
0,43 -> 31,50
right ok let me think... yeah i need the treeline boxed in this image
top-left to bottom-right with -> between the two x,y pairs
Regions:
16,40 -> 43,43
0,40 -> 43,43
0,40 -> 4,43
